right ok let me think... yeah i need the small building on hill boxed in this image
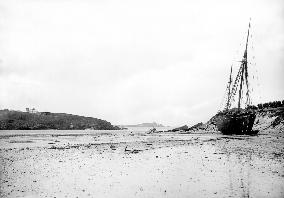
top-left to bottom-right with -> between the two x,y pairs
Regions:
26,107 -> 39,114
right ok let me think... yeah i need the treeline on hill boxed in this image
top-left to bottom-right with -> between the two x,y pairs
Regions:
0,110 -> 120,130
247,100 -> 284,110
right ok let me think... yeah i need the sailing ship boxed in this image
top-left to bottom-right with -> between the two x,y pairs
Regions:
213,21 -> 257,135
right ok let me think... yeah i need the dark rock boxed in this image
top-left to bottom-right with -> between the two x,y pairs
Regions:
170,125 -> 189,132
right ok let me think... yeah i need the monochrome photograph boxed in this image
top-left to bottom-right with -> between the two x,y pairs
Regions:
0,0 -> 283,197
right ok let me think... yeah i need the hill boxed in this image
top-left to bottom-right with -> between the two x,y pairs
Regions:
0,110 -> 120,130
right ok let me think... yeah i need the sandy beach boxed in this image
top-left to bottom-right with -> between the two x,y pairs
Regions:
0,129 -> 283,198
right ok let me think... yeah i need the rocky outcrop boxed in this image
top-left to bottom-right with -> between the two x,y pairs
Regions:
170,125 -> 189,132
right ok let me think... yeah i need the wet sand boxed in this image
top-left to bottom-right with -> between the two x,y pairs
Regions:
0,130 -> 283,198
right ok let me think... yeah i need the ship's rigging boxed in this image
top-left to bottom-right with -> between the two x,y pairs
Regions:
223,21 -> 252,110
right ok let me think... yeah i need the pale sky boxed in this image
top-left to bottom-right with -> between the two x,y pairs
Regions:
0,0 -> 283,126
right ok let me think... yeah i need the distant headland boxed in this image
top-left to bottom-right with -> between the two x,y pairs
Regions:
120,122 -> 165,128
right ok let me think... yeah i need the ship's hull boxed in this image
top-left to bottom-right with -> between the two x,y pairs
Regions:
214,111 -> 257,135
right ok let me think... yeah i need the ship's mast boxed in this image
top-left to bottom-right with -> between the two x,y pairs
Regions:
225,65 -> 233,110
237,21 -> 250,109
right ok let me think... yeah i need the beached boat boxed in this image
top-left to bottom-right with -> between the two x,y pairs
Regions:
214,21 -> 257,135
147,127 -> 157,134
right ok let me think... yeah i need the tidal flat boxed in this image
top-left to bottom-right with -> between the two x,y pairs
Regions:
0,129 -> 283,198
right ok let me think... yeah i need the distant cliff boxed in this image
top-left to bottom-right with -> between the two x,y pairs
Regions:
0,110 -> 120,130
122,122 -> 165,128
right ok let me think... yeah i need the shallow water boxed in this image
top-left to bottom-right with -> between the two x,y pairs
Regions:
0,130 -> 283,198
